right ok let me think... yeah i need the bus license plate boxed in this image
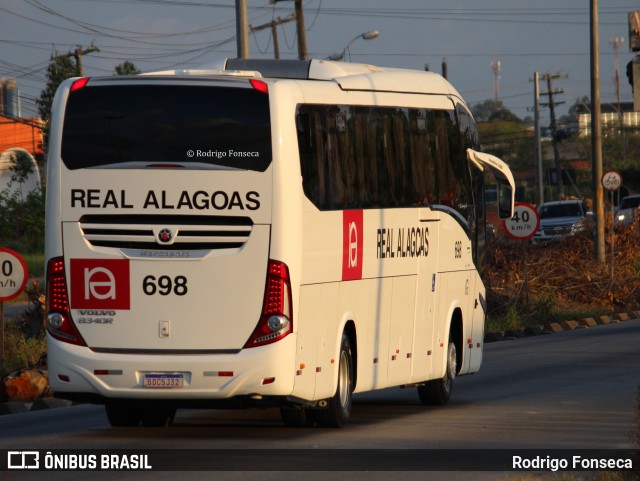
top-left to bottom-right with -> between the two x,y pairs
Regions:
143,373 -> 184,388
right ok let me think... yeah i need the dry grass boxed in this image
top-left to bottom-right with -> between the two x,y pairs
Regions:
483,223 -> 640,329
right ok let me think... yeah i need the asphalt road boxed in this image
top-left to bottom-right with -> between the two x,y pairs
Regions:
1,318 -> 639,481
2,301 -> 30,318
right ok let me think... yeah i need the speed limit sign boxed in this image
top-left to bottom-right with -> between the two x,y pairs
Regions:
502,202 -> 540,241
0,247 -> 29,302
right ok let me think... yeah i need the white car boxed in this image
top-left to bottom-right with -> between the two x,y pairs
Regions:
533,200 -> 589,243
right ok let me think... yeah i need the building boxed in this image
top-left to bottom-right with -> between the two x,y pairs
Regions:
0,115 -> 43,160
0,115 -> 44,196
0,78 -> 20,117
577,102 -> 640,137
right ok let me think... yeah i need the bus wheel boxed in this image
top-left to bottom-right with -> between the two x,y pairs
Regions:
105,403 -> 141,427
280,407 -> 314,427
417,340 -> 456,406
140,406 -> 177,427
315,333 -> 354,428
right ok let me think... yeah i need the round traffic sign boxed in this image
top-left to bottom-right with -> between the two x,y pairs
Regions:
502,202 -> 540,241
602,170 -> 623,191
0,247 -> 29,302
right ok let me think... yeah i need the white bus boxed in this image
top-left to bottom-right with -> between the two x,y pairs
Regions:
45,59 -> 514,428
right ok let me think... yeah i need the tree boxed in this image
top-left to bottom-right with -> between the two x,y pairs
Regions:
114,60 -> 140,75
0,150 -> 45,252
472,99 -> 506,122
488,108 -> 522,123
477,119 -> 533,167
5,149 -> 36,190
36,55 -> 78,148
560,96 -> 590,125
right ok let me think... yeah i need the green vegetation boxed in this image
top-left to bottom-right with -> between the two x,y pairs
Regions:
2,324 -> 47,375
114,60 -> 141,75
1,279 -> 46,377
0,150 -> 45,255
22,252 -> 44,279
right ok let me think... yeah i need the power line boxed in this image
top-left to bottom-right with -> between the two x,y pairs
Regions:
250,15 -> 295,59
2,1 -> 636,123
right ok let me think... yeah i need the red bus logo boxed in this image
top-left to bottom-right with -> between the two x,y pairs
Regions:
70,259 -> 130,310
342,210 -> 363,281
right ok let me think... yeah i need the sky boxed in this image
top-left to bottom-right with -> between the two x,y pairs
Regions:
0,0 -> 638,128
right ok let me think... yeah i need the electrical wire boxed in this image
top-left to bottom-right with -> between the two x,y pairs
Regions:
2,0 -> 637,125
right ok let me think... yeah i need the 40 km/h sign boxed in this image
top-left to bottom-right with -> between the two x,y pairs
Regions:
0,247 -> 29,302
502,202 -> 540,241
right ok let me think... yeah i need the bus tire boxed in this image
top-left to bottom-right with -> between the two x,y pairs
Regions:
417,339 -> 456,406
315,333 -> 354,428
280,407 -> 313,427
105,403 -> 141,427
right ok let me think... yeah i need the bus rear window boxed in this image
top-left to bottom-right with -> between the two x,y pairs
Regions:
61,84 -> 271,171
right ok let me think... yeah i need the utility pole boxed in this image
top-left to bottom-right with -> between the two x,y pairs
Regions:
269,0 -> 307,59
250,15 -> 295,59
533,72 -> 544,206
540,73 -> 565,199
630,11 -> 640,111
491,60 -> 501,101
591,0 -> 605,263
610,36 -> 626,160
236,0 -> 250,58
66,42 -> 99,76
610,37 -> 624,124
294,0 -> 308,60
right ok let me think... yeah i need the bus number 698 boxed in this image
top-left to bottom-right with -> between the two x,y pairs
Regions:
143,275 -> 188,296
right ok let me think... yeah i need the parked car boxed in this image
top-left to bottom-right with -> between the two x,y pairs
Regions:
614,194 -> 640,226
533,200 -> 589,243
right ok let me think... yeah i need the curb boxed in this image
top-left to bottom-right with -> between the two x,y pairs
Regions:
0,398 -> 73,416
484,311 -> 639,343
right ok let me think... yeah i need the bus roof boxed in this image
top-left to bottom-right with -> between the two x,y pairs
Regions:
143,58 -> 462,99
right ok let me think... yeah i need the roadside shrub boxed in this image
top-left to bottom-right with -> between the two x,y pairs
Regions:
0,186 -> 45,253
2,326 -> 47,374
1,279 -> 46,377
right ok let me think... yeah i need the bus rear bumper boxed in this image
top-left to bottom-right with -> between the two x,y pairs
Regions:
47,333 -> 298,404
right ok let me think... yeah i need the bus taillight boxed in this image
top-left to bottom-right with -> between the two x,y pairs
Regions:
250,79 -> 268,94
46,257 -> 87,346
244,259 -> 292,348
70,77 -> 90,92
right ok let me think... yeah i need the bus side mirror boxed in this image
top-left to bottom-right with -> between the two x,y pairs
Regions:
498,183 -> 514,219
466,149 -> 515,220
